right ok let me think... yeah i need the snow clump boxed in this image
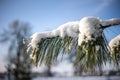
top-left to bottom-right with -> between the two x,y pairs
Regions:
78,16 -> 103,46
109,34 -> 120,54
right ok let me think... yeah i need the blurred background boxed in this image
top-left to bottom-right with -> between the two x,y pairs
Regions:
0,0 -> 120,80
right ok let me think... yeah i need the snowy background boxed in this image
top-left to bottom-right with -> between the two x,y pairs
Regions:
33,76 -> 120,80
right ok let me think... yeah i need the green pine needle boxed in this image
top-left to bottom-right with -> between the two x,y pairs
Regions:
26,34 -> 119,72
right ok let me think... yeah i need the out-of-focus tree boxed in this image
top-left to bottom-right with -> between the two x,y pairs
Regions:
0,20 -> 32,80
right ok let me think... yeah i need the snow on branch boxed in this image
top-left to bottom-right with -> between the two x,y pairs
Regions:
78,17 -> 103,46
109,34 -> 120,54
26,16 -> 120,69
29,21 -> 79,50
109,34 -> 120,65
101,18 -> 120,29
28,17 -> 120,50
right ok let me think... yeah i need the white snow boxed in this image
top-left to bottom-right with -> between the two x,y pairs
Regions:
102,18 -> 120,27
109,34 -> 120,53
28,21 -> 79,51
78,16 -> 103,46
29,31 -> 57,50
32,63 -> 50,73
51,60 -> 74,77
56,21 -> 79,38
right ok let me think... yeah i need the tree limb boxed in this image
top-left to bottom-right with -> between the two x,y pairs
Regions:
101,18 -> 120,29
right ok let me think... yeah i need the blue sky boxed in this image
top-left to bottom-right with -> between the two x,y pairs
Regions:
0,0 -> 120,72
0,0 -> 120,33
0,0 -> 120,41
